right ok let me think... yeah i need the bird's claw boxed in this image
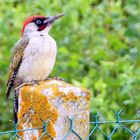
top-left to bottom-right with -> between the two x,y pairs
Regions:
53,77 -> 64,81
45,77 -> 64,81
32,80 -> 40,85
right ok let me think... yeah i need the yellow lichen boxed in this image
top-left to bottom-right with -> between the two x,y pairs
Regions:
32,135 -> 37,140
18,83 -> 59,139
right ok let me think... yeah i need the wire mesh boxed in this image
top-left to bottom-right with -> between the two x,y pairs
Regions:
0,110 -> 140,140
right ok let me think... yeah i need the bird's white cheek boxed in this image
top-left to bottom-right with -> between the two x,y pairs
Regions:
23,23 -> 38,35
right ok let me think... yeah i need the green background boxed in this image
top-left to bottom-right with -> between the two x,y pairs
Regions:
0,0 -> 140,139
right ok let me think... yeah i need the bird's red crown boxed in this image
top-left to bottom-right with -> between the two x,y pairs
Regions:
21,15 -> 45,35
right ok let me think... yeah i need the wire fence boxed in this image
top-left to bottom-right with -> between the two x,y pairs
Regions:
0,110 -> 140,140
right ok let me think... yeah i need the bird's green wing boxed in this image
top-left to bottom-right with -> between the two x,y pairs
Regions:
6,37 -> 29,101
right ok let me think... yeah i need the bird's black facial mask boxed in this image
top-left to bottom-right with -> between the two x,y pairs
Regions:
33,17 -> 49,31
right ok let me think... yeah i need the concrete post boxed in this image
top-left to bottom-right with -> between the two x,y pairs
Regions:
17,79 -> 90,140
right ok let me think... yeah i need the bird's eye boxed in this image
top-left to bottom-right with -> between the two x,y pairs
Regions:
36,20 -> 42,25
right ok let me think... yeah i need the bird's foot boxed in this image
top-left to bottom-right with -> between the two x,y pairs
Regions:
45,77 -> 64,81
45,77 -> 51,81
52,77 -> 64,81
32,80 -> 40,85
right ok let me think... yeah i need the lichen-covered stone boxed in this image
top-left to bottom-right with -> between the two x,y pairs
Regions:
18,79 -> 90,140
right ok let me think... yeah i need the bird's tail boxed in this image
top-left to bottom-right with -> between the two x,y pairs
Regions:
6,70 -> 18,102
14,90 -> 19,124
6,83 -> 13,102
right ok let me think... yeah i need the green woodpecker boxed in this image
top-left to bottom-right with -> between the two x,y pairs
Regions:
6,13 -> 64,122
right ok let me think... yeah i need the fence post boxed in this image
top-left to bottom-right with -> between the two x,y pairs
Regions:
17,79 -> 90,140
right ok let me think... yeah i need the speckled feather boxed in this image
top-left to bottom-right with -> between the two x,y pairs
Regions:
6,37 -> 29,101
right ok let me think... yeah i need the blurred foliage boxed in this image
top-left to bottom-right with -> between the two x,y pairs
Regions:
0,0 -> 140,139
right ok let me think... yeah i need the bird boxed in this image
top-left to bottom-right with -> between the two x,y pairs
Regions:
6,13 -> 64,122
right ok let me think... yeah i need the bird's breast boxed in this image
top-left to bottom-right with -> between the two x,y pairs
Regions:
17,35 -> 57,82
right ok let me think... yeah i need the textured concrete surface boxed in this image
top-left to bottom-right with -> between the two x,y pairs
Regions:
17,79 -> 90,140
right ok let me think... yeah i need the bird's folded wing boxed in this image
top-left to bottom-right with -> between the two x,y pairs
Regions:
6,37 -> 29,101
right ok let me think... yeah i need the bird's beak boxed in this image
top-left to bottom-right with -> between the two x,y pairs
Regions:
44,13 -> 64,24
